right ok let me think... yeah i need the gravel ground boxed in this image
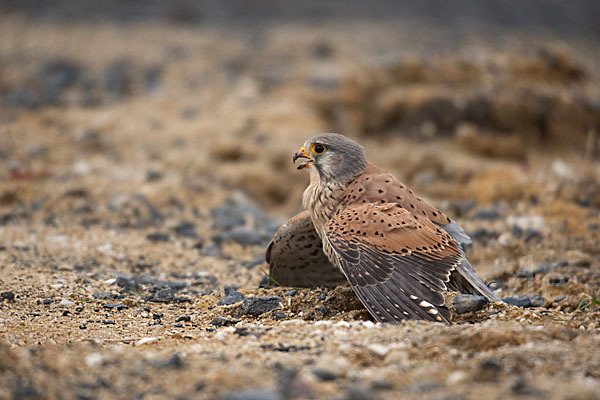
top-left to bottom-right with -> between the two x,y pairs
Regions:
1,7 -> 600,400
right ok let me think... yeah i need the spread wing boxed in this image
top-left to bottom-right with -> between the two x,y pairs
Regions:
324,202 -> 463,323
266,210 -> 347,288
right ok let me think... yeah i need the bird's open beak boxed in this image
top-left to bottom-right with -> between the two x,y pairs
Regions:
293,147 -> 313,170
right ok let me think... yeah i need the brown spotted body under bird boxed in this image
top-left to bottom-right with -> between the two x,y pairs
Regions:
266,133 -> 500,323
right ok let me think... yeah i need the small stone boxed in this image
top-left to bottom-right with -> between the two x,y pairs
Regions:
43,299 -> 52,305
510,226 -> 523,239
102,303 -> 127,310
175,315 -> 191,322
345,387 -> 377,400
553,295 -> 566,303
221,390 -> 282,400
549,277 -> 569,286
367,343 -> 390,357
146,232 -> 170,242
312,368 -> 338,382
468,228 -> 499,241
474,358 -> 502,382
115,276 -> 138,291
502,294 -> 545,308
145,169 -> 163,181
1,291 -> 15,301
284,289 -> 297,296
473,207 -> 500,220
210,316 -> 239,327
59,299 -> 75,306
311,355 -> 349,381
271,312 -> 287,320
524,229 -> 542,243
173,221 -> 197,238
454,294 -> 488,314
315,306 -> 329,316
218,287 -> 245,306
102,320 -> 116,325
240,296 -> 281,317
136,337 -> 158,346
153,313 -> 163,320
156,354 -> 184,370
146,288 -> 174,303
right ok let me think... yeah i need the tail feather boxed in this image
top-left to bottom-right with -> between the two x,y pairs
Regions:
449,257 -> 501,302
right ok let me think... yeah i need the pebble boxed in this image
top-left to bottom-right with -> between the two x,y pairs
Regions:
511,226 -> 523,238
221,390 -> 282,400
135,337 -> 158,346
454,294 -> 488,313
345,387 -> 379,400
311,355 -> 349,381
473,207 -> 501,220
502,294 -> 545,308
115,276 -> 138,291
145,288 -> 174,303
93,291 -> 121,300
240,296 -> 282,316
43,299 -> 52,305
271,312 -> 287,320
59,299 -> 75,306
175,315 -> 191,322
173,221 -> 197,238
549,277 -> 569,286
1,291 -> 15,300
315,306 -> 329,315
367,343 -> 391,357
524,229 -> 542,243
146,232 -> 170,242
156,354 -> 184,370
553,295 -> 566,303
145,169 -> 163,181
284,289 -> 297,296
218,287 -> 245,306
105,59 -> 133,97
102,303 -> 127,310
210,316 -> 240,327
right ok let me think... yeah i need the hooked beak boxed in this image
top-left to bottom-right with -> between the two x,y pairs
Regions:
293,147 -> 313,170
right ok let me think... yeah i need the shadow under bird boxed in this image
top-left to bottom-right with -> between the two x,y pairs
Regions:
266,133 -> 500,323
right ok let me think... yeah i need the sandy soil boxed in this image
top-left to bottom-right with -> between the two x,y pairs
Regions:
1,10 -> 599,400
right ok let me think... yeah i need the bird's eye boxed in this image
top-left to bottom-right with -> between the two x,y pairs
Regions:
311,143 -> 326,155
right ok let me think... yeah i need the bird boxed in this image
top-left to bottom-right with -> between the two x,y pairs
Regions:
266,133 -> 500,323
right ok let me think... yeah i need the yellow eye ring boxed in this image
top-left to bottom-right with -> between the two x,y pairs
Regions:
310,143 -> 326,155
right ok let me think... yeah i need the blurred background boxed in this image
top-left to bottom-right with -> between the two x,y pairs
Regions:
1,0 -> 599,212
1,2 -> 600,399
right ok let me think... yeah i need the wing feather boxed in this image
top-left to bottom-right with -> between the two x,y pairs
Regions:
325,202 -> 461,323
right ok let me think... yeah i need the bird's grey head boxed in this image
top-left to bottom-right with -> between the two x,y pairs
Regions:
293,133 -> 367,184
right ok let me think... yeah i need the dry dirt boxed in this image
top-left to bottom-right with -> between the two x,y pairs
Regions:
1,10 -> 600,400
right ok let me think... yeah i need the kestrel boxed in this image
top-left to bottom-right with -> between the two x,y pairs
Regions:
266,133 -> 500,323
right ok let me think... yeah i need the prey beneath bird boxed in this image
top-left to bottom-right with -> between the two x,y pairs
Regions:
266,133 -> 500,323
